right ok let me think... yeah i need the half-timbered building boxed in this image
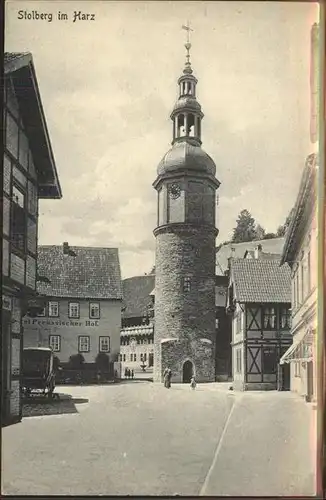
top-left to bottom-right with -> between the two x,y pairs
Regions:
227,257 -> 292,390
2,53 -> 62,426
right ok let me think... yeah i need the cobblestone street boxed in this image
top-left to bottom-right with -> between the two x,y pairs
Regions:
2,382 -> 316,496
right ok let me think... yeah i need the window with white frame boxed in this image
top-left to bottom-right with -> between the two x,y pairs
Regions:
89,302 -> 100,319
280,306 -> 291,329
69,302 -> 80,318
78,335 -> 90,352
99,336 -> 110,353
49,335 -> 61,352
49,301 -> 59,317
183,276 -> 191,292
262,306 -> 276,329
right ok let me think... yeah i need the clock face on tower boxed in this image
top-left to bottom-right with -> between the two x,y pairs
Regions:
169,183 -> 181,199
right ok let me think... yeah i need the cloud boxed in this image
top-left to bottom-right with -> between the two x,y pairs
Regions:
5,0 -> 318,278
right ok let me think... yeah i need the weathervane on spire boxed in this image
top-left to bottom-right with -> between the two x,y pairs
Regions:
182,21 -> 194,73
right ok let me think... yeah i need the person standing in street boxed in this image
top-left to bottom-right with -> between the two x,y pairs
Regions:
190,375 -> 196,390
166,368 -> 172,389
131,369 -> 134,379
163,367 -> 169,387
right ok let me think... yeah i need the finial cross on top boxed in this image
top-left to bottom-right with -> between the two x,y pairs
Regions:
182,21 -> 194,45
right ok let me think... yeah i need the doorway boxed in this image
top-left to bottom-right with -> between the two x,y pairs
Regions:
182,360 -> 194,383
277,363 -> 290,391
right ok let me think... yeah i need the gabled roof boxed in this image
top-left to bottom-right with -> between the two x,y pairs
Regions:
230,258 -> 291,303
122,275 -> 155,319
36,246 -> 122,299
281,153 -> 318,265
4,52 -> 62,199
216,238 -> 285,275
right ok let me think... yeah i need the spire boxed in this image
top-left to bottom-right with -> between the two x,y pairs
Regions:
182,22 -> 193,74
170,22 -> 203,146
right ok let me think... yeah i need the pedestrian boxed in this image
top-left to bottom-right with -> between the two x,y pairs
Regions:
190,375 -> 196,390
131,369 -> 134,379
124,367 -> 128,379
166,368 -> 172,389
163,367 -> 169,388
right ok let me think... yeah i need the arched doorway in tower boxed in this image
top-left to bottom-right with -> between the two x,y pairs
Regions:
182,360 -> 194,383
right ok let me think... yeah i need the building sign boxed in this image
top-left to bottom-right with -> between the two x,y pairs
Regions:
23,318 -> 100,327
2,295 -> 12,311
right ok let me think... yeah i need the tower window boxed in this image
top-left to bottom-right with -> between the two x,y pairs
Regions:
183,277 -> 191,292
177,114 -> 185,137
187,113 -> 195,136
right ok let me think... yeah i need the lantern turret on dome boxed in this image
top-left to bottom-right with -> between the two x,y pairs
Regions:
170,32 -> 204,147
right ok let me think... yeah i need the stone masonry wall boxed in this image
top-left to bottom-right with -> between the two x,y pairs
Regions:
154,225 -> 216,382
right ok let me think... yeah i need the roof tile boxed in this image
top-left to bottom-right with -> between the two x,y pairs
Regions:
37,246 -> 122,299
231,258 -> 291,303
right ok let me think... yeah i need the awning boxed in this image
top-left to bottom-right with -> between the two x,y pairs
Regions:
279,328 -> 314,365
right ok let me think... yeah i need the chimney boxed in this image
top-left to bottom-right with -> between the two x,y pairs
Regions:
254,244 -> 263,259
63,242 -> 69,255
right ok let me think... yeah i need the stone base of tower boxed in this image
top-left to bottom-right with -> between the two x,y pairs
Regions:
153,338 -> 215,383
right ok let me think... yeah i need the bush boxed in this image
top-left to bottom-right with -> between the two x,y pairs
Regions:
95,352 -> 110,370
68,353 -> 85,369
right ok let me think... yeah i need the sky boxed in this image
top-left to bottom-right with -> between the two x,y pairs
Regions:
5,0 -> 318,278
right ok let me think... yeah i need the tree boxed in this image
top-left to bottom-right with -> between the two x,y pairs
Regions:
254,224 -> 266,241
231,209 -> 259,243
276,208 -> 294,237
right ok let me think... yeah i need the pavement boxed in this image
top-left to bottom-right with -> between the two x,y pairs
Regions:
1,381 -> 316,496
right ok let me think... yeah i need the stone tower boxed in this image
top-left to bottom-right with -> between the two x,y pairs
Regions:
153,29 -> 220,383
